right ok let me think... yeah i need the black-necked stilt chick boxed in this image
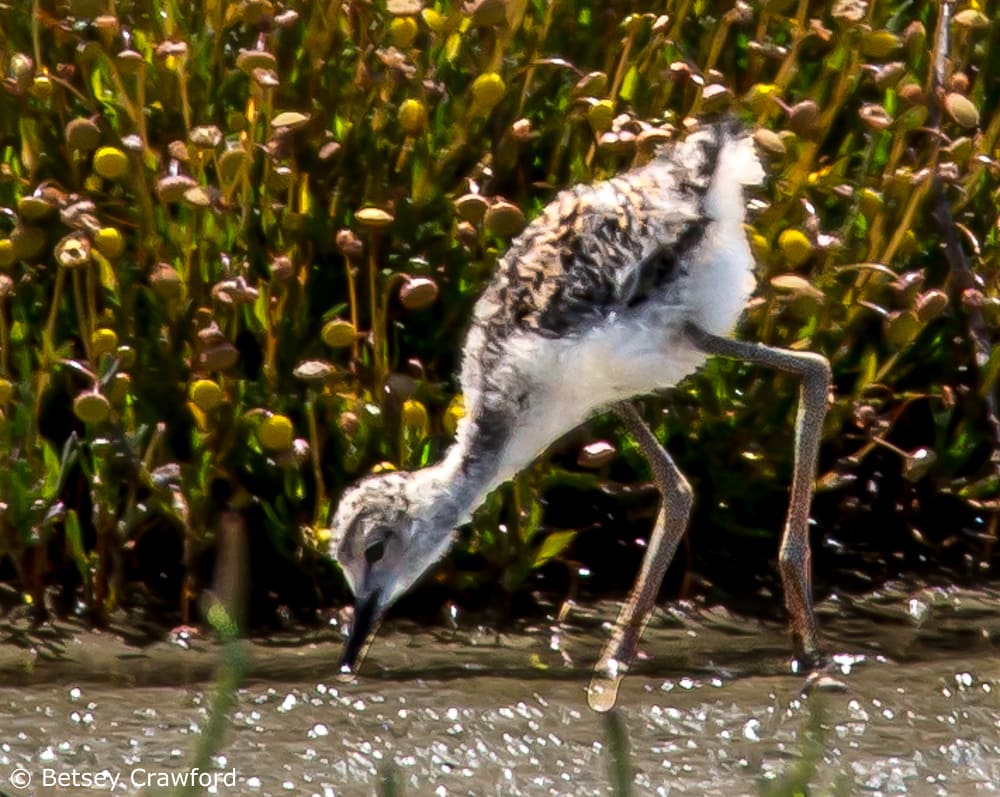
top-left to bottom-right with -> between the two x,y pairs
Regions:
331,120 -> 832,711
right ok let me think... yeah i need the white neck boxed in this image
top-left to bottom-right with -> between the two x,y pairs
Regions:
407,414 -> 515,532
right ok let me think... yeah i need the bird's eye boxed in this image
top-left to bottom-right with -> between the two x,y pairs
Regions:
365,539 -> 386,564
364,526 -> 393,565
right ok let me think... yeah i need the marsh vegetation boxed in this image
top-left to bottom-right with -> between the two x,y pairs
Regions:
0,0 -> 997,641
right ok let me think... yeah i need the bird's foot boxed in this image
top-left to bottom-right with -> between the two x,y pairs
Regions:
588,657 -> 627,713
795,651 -> 857,695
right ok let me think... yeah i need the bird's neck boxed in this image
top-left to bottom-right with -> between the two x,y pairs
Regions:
410,411 -> 513,529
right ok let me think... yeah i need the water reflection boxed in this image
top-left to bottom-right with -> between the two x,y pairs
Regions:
0,582 -> 997,795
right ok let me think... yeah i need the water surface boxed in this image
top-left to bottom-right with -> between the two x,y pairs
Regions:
1,583 -> 998,796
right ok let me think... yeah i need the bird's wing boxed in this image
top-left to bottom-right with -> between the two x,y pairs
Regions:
478,170 -> 709,339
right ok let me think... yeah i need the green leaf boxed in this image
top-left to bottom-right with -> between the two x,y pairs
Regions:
619,65 -> 639,102
531,529 -> 577,569
253,286 -> 269,332
65,509 -> 90,583
41,441 -> 60,501
520,495 -> 545,544
93,250 -> 119,293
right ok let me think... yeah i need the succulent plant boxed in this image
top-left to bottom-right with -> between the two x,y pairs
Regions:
0,0 -> 995,627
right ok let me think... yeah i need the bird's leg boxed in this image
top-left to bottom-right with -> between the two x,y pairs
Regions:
685,322 -> 831,671
588,401 -> 694,712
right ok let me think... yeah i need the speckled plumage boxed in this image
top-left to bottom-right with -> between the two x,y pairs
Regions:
331,122 -> 831,709
454,122 -> 763,496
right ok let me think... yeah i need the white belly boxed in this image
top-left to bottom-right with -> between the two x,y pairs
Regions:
493,317 -> 699,476
478,220 -> 757,484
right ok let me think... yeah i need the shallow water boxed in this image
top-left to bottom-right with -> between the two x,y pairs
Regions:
1,583 -> 998,796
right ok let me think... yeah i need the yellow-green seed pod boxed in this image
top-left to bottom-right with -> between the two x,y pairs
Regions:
885,310 -> 920,347
484,200 -> 526,238
190,379 -> 224,412
73,391 -> 111,424
953,9 -> 990,29
401,399 -> 429,439
571,71 -> 608,98
65,117 -> 102,151
399,99 -> 428,135
116,344 -> 136,368
338,410 -> 360,438
753,128 -> 786,156
91,328 -> 118,357
903,20 -> 926,60
744,83 -> 778,112
11,226 -> 46,260
108,372 -> 131,406
94,227 -> 125,259
454,193 -> 489,225
749,232 -> 769,261
218,147 -> 248,182
587,100 -> 615,134
399,276 -> 438,310
443,394 -> 465,437
944,93 -> 980,128
860,30 -> 901,59
10,53 -> 33,84
269,111 -> 310,131
944,136 -> 973,166
471,73 -> 505,115
236,49 -> 277,74
788,100 -> 820,135
898,82 -> 924,106
17,195 -> 55,221
421,7 -> 459,33
858,188 -> 884,219
150,262 -> 183,300
778,229 -> 813,267
116,49 -> 144,74
30,75 -> 53,99
355,207 -> 394,228
390,16 -> 419,48
915,289 -> 948,323
198,342 -> 239,372
54,234 -> 91,268
156,175 -> 197,203
701,84 -> 732,113
321,318 -> 356,348
313,525 -> 332,544
0,240 -> 14,269
93,146 -> 129,180
0,378 -> 12,404
259,414 -> 294,451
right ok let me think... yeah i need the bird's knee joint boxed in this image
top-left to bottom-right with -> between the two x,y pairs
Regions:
804,355 -> 832,388
673,479 -> 694,505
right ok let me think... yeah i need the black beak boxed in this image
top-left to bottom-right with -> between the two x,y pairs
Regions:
339,589 -> 382,673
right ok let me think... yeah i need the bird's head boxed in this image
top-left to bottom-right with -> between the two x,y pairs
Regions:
330,469 -> 459,671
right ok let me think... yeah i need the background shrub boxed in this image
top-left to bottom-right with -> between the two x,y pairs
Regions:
0,0 -> 996,627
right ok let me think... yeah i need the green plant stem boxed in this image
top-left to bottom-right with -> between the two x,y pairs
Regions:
0,300 -> 9,377
305,399 -> 327,526
368,236 -> 383,389
72,268 -> 94,362
176,600 -> 249,797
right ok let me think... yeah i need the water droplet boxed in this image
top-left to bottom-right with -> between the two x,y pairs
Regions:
308,723 -> 329,738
